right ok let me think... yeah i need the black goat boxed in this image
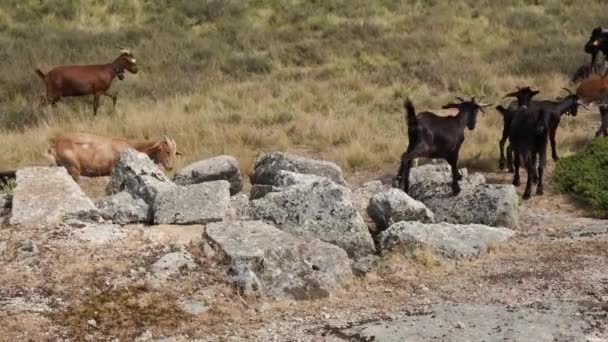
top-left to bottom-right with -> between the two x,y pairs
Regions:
508,106 -> 551,200
573,27 -> 608,82
395,97 -> 490,196
497,87 -> 540,171
525,89 -> 586,161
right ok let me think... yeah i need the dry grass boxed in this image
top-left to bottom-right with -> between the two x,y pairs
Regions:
0,1 -> 607,176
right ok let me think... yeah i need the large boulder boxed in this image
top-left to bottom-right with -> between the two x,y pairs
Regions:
96,192 -> 150,225
407,163 -> 519,229
378,221 -> 514,260
10,167 -> 98,226
153,180 -> 230,225
226,194 -> 254,221
106,149 -> 176,205
368,189 -> 435,231
173,155 -> 243,195
206,220 -> 353,300
351,180 -> 389,234
250,152 -> 346,186
251,177 -> 375,258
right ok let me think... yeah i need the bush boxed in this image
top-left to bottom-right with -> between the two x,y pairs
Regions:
554,138 -> 608,216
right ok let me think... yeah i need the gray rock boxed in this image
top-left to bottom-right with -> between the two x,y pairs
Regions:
106,149 -> 177,205
153,180 -> 230,225
250,152 -> 346,186
150,250 -> 197,278
407,164 -> 519,229
378,221 -> 514,260
351,180 -> 390,234
173,155 -> 243,195
96,192 -> 150,225
226,194 -> 254,221
351,255 -> 381,276
141,225 -> 206,245
251,178 -> 375,258
206,220 -> 353,300
250,184 -> 283,200
10,167 -> 98,227
249,171 -> 329,200
66,220 -> 128,244
178,299 -> 209,315
368,189 -> 435,231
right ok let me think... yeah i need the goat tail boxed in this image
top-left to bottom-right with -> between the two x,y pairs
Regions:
403,98 -> 417,131
34,68 -> 46,80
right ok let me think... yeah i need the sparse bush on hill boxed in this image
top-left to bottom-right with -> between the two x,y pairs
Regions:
555,138 -> 608,217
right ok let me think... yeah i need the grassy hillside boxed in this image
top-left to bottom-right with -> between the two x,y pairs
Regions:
0,0 -> 606,174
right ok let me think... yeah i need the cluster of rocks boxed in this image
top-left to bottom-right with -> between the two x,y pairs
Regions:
3,150 -> 520,301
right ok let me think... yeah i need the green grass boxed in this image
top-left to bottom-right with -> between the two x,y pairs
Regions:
0,0 -> 606,175
555,138 -> 608,217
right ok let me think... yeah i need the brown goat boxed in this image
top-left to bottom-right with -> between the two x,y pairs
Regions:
45,133 -> 180,180
576,74 -> 608,137
35,48 -> 138,115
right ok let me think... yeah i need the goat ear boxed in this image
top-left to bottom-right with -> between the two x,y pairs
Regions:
531,90 -> 540,96
176,151 -> 183,156
442,103 -> 460,109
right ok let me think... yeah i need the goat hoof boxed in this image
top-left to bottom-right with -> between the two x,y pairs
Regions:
512,179 -> 520,187
451,187 -> 461,196
507,168 -> 514,173
552,156 -> 559,161
499,162 -> 505,170
456,173 -> 463,181
523,192 -> 531,200
536,188 -> 544,195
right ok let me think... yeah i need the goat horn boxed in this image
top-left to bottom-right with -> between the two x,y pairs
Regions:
577,99 -> 590,110
455,96 -> 466,102
116,46 -> 131,54
562,87 -> 573,95
471,96 -> 476,103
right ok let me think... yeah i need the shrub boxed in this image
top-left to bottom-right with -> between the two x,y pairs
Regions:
554,138 -> 608,216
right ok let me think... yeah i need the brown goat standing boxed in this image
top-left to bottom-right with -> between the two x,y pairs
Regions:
35,48 -> 138,115
45,133 -> 180,180
576,74 -> 608,137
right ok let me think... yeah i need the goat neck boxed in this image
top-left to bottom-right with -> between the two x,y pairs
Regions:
128,140 -> 161,156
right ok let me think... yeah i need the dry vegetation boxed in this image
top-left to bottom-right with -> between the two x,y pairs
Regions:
0,0 -> 607,175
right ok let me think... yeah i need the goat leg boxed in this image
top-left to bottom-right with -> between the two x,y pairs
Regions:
550,128 -> 559,161
93,94 -> 101,116
498,138 -> 506,170
506,144 -> 514,173
447,155 -> 461,196
512,149 -> 521,187
523,159 -> 534,200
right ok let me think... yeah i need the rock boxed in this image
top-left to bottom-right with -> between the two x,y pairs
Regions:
106,149 -> 177,205
173,155 -> 243,195
150,250 -> 197,278
178,299 -> 209,315
153,181 -> 230,225
10,167 -> 98,226
96,192 -> 150,225
351,255 -> 381,276
406,164 -> 519,229
206,220 -> 353,300
251,178 -> 375,258
250,184 -> 283,200
250,152 -> 346,186
66,220 -> 128,244
368,189 -> 435,231
351,181 -> 389,233
274,170 -> 330,186
142,225 -> 206,245
87,319 -> 97,328
378,221 -> 514,260
226,194 -> 254,221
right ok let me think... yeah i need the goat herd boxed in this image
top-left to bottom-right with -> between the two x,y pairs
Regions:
21,28 -> 608,202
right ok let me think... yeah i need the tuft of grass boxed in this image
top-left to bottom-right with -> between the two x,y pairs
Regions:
554,138 -> 608,217
1,178 -> 17,194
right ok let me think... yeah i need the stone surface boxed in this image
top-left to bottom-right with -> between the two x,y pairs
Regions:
226,194 -> 254,221
173,155 -> 243,195
65,220 -> 128,244
251,178 -> 375,258
206,220 -> 353,300
368,188 -> 435,231
153,180 -> 230,225
178,299 -> 209,315
351,180 -> 389,233
378,221 -> 514,260
141,225 -> 206,245
335,303 -> 590,342
250,152 -> 346,186
249,184 -> 283,200
106,149 -> 177,205
150,250 -> 197,278
407,164 -> 519,229
96,192 -> 150,225
10,167 -> 98,226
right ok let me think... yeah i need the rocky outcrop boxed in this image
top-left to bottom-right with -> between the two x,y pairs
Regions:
150,250 -> 197,279
226,194 -> 254,221
96,192 -> 150,225
206,220 -> 353,300
368,189 -> 435,231
10,167 -> 98,226
351,180 -> 389,233
173,155 -> 243,195
153,180 -> 230,225
141,224 -> 206,245
251,177 -> 375,258
407,163 -> 519,229
378,221 -> 514,260
106,149 -> 176,205
250,152 -> 346,186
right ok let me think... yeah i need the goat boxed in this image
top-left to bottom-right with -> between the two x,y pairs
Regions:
45,133 -> 181,180
497,87 -> 540,171
35,48 -> 138,115
394,97 -> 491,196
576,74 -> 608,137
508,106 -> 552,199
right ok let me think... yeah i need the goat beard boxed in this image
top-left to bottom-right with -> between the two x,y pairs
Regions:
117,71 -> 125,80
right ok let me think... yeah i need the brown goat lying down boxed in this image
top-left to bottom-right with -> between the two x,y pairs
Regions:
45,133 -> 180,180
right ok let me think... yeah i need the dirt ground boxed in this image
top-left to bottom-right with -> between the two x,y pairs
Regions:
0,167 -> 607,341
